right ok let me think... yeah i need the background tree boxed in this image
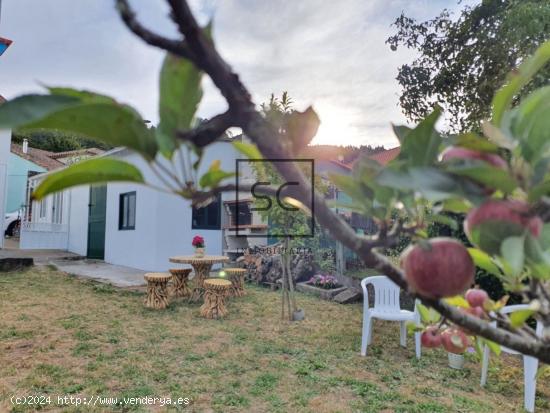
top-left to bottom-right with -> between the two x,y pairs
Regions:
387,0 -> 550,133
12,130 -> 114,152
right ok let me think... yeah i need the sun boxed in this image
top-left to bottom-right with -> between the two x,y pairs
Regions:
310,102 -> 359,146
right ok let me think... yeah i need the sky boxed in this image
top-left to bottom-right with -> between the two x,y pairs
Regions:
0,0 -> 472,148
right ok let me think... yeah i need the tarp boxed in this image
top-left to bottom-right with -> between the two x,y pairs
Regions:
0,37 -> 12,56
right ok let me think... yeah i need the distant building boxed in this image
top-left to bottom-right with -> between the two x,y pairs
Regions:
7,143 -> 104,213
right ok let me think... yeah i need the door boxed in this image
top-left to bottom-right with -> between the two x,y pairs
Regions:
87,185 -> 107,259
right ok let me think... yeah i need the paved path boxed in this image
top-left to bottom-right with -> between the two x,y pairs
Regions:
51,259 -> 147,287
0,247 -> 81,263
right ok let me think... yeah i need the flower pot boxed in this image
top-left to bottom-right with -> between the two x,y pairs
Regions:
195,247 -> 205,257
448,352 -> 465,369
292,308 -> 305,321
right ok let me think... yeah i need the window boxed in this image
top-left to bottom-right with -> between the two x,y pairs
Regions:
192,194 -> 221,229
119,192 -> 136,230
38,199 -> 47,219
228,201 -> 252,227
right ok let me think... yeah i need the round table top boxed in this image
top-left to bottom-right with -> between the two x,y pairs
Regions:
204,278 -> 232,288
169,255 -> 229,264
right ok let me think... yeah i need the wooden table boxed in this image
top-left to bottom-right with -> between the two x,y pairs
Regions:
169,255 -> 229,302
200,278 -> 232,319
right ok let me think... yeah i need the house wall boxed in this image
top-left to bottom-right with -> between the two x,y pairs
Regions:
6,153 -> 46,213
0,129 -> 11,248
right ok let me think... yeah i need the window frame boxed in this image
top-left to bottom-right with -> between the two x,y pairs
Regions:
118,191 -> 136,231
192,193 -> 221,230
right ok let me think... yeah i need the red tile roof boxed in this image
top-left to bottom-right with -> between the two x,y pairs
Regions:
368,147 -> 400,166
10,143 -> 64,171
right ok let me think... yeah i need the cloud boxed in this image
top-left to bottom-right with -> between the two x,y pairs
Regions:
0,0 -> 464,148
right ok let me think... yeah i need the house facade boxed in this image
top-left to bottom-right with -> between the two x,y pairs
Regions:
20,140 -> 267,271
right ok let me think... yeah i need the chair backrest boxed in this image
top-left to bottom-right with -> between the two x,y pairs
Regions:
494,304 -> 542,355
361,275 -> 401,311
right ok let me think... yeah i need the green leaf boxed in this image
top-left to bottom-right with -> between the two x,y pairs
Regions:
158,53 -> 203,158
450,133 -> 501,153
417,303 -> 441,324
328,173 -> 368,203
286,107 -> 320,153
397,107 -> 442,167
32,158 -> 144,200
500,236 -> 525,276
426,213 -> 458,230
233,141 -> 263,160
0,94 -> 81,128
509,309 -> 535,329
441,198 -> 471,214
23,102 -> 158,160
492,40 -> 550,126
199,160 -> 234,188
512,86 -> 550,163
46,86 -> 116,104
468,248 -> 501,277
444,296 -> 469,308
446,163 -> 517,194
483,339 -> 501,356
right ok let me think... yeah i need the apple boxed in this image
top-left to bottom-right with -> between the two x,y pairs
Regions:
441,147 -> 507,169
441,329 -> 470,354
464,200 -> 543,255
421,326 -> 442,348
465,288 -> 489,308
401,238 -> 475,299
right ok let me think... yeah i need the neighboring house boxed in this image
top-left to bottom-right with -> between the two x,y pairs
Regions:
20,139 -> 266,271
6,143 -> 104,214
0,95 -> 10,248
368,146 -> 400,166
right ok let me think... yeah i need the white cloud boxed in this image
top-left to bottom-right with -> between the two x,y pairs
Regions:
0,0 -> 464,148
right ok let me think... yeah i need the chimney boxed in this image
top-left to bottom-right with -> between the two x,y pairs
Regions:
22,138 -> 28,154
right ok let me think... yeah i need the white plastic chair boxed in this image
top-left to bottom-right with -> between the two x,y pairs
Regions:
360,275 -> 421,358
481,304 -> 542,413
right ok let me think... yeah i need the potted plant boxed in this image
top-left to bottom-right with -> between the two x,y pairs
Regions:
192,235 -> 205,257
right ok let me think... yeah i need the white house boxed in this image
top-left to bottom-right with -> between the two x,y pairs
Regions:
0,95 -> 10,249
20,139 -> 267,271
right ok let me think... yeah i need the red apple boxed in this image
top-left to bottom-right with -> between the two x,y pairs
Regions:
441,329 -> 470,354
464,200 -> 543,255
401,238 -> 475,299
421,326 -> 442,348
441,147 -> 507,169
465,289 -> 489,308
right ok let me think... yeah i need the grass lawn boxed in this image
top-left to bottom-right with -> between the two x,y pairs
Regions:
0,267 -> 548,412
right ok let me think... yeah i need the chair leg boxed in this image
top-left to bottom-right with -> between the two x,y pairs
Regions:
367,319 -> 374,345
480,345 -> 490,387
523,355 -> 538,413
399,321 -> 407,347
414,331 -> 421,359
361,316 -> 371,356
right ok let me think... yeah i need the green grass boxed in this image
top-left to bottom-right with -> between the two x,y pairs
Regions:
0,267 -> 548,412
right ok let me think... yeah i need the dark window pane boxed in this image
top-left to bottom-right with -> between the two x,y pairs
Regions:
119,191 -> 136,230
192,194 -> 221,229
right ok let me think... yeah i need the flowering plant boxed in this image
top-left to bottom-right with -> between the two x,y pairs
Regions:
308,274 -> 339,290
192,235 -> 205,248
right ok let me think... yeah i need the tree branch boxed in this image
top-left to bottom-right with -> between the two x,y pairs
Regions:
177,111 -> 234,148
116,0 -> 193,58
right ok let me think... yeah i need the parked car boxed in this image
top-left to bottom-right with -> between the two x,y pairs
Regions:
4,210 -> 21,237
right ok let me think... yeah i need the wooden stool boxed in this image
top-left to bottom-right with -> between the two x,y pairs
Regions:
225,268 -> 247,297
144,273 -> 172,309
169,268 -> 192,299
200,278 -> 232,319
